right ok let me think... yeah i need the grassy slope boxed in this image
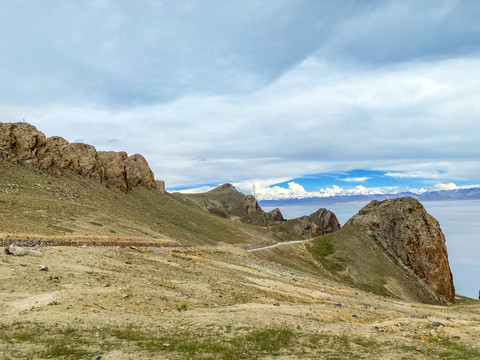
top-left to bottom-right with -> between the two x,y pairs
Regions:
0,160 -> 449,304
305,224 -> 441,303
0,161 -> 274,247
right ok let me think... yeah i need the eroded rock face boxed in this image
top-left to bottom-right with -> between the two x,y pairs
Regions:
307,208 -> 341,233
124,154 -> 156,189
0,122 -> 46,163
156,180 -> 166,194
0,122 -> 161,193
97,151 -> 128,192
345,197 -> 455,303
292,217 -> 324,239
243,195 -> 260,215
266,208 -> 285,222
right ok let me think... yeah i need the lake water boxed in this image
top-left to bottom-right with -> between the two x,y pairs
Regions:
263,200 -> 480,299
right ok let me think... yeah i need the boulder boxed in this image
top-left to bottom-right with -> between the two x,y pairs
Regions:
307,208 -> 341,233
5,245 -> 27,256
345,197 -> 455,303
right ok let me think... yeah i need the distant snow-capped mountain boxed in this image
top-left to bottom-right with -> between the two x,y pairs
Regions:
258,187 -> 480,206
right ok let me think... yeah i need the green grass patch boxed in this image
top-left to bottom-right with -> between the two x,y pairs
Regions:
307,235 -> 345,273
2,321 -> 480,359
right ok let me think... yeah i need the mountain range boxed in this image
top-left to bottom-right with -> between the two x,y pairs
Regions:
259,187 -> 480,207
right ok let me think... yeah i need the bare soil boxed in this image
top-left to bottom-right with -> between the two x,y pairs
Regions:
1,243 -> 479,359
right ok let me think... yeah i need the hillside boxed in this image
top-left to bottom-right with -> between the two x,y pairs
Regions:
1,122 -> 478,359
2,241 -> 480,359
0,159 -> 275,248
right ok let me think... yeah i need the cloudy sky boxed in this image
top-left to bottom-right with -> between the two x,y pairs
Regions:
1,0 -> 480,199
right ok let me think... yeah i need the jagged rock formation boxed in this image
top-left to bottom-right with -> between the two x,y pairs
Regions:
0,122 -> 159,192
290,217 -> 324,239
156,180 -> 166,194
266,208 -> 285,223
307,208 -> 341,233
345,197 -> 455,303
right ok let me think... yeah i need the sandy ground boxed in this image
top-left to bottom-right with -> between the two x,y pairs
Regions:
1,244 -> 480,359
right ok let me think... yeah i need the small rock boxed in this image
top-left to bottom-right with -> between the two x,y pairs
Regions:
163,343 -> 171,347
384,340 -> 392,345
125,259 -> 132,264
48,276 -> 60,281
373,326 -> 386,332
84,282 -> 91,286
148,247 -> 164,255
273,302 -> 280,306
351,314 -> 358,318
431,322 -> 444,327
91,356 -> 102,360
335,303 -> 343,307
5,245 -> 27,256
10,349 -> 22,354
39,265 -> 49,271
129,246 -> 137,250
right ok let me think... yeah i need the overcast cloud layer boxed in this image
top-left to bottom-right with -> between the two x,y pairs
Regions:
1,0 -> 480,198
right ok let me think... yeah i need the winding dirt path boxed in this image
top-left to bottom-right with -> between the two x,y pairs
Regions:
247,239 -> 311,252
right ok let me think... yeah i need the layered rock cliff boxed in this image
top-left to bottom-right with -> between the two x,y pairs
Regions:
345,197 -> 455,303
0,122 -> 157,192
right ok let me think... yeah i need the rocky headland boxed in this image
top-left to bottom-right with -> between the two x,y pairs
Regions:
345,197 -> 455,303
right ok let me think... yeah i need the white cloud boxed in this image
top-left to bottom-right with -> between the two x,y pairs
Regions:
385,171 -> 444,179
248,182 -> 390,201
341,177 -> 370,182
433,183 -> 480,191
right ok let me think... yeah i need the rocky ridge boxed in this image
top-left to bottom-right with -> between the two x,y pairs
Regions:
193,184 -> 342,239
0,122 -> 158,192
345,197 -> 455,303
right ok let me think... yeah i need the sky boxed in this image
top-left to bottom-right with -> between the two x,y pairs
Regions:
1,0 -> 480,200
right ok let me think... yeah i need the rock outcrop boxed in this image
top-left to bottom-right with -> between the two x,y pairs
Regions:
307,208 -> 341,233
156,180 -> 166,194
290,217 -> 324,239
0,122 -> 159,192
266,208 -> 285,223
207,183 -> 262,217
345,197 -> 455,303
